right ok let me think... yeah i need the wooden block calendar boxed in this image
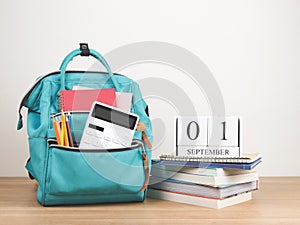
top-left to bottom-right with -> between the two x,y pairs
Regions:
176,116 -> 242,158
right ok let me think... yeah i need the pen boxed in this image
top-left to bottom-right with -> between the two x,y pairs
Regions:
66,112 -> 74,147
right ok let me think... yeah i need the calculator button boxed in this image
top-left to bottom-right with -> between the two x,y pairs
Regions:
104,136 -> 111,141
83,137 -> 91,144
112,138 -> 120,144
86,130 -> 93,135
102,143 -> 108,148
96,132 -> 103,138
91,138 -> 99,147
94,139 -> 101,146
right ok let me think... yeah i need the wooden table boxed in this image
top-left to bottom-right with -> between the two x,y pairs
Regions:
0,177 -> 299,225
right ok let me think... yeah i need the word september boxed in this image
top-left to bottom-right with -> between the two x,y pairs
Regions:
186,148 -> 230,156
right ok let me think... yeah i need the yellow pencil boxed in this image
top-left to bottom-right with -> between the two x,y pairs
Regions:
60,119 -> 64,146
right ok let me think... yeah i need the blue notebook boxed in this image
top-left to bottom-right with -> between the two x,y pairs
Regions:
153,158 -> 262,170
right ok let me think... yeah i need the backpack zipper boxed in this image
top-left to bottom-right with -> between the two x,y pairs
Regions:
48,139 -> 145,153
17,71 -> 126,130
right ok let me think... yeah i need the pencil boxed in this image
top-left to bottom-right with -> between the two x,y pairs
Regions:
60,120 -> 64,146
51,115 -> 62,145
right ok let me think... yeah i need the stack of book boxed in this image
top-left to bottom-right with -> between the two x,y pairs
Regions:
147,153 -> 262,209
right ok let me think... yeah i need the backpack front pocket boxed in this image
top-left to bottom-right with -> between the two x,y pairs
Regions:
42,141 -> 149,205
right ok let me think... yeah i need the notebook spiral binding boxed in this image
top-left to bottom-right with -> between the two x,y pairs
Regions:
58,91 -> 65,111
159,153 -> 261,164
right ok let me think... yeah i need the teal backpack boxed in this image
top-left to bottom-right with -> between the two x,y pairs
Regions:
17,44 -> 153,206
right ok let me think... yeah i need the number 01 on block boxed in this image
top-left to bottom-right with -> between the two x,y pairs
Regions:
176,116 -> 242,158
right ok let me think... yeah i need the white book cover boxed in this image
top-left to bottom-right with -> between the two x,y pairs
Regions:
152,164 -> 256,176
147,189 -> 252,209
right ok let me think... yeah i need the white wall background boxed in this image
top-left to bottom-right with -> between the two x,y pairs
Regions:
0,0 -> 299,176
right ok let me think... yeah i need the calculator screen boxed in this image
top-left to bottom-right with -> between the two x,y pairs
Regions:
92,104 -> 138,130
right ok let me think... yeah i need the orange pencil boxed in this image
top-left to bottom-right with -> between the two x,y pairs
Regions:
51,115 -> 62,145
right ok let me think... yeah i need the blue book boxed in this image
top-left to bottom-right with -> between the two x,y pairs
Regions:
152,158 -> 262,170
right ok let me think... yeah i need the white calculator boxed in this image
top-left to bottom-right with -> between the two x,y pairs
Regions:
79,101 -> 139,149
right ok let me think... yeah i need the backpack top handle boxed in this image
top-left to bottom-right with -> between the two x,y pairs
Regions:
59,43 -> 120,91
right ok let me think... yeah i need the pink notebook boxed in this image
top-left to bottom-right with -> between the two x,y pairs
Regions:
59,88 -> 116,111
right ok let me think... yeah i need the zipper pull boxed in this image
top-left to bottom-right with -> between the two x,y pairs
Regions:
139,153 -> 149,192
142,131 -> 152,149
